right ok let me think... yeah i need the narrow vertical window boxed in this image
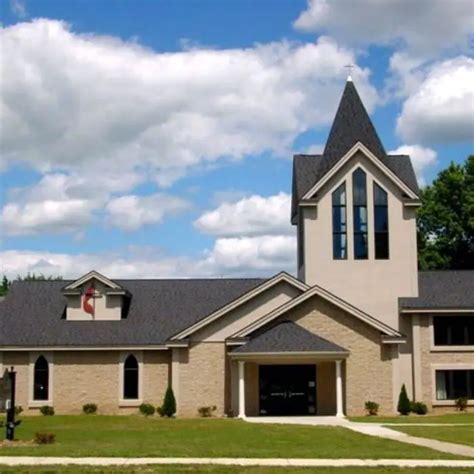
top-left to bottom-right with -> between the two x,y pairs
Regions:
352,168 -> 368,259
34,356 -> 49,401
374,183 -> 389,259
123,354 -> 139,399
332,183 -> 347,259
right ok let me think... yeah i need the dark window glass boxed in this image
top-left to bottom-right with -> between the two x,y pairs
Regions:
433,316 -> 474,345
332,183 -> 347,259
373,182 -> 389,259
436,370 -> 474,400
352,169 -> 368,259
123,354 -> 139,400
34,356 -> 49,401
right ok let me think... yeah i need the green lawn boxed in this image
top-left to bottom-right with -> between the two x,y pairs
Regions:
0,467 -> 473,474
390,425 -> 474,447
0,416 -> 462,459
349,413 -> 474,424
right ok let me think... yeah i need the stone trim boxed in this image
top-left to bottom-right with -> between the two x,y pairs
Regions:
62,270 -> 123,291
118,351 -> 143,407
0,346 -> 168,351
28,351 -> 54,408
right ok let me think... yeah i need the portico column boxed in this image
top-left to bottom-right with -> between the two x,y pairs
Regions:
238,360 -> 246,418
335,360 -> 344,417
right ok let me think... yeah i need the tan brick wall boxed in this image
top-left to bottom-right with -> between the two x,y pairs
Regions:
283,295 -> 394,416
316,362 -> 337,415
178,342 -> 227,417
2,350 -> 170,414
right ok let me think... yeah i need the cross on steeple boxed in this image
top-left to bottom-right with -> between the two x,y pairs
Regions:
344,64 -> 354,82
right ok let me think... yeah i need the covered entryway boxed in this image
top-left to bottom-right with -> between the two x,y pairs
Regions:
259,364 -> 316,416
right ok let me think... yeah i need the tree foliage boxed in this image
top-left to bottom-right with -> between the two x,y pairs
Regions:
397,384 -> 411,415
0,273 -> 63,296
417,155 -> 474,270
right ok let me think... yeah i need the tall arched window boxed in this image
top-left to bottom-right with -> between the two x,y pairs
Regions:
374,182 -> 389,259
332,183 -> 347,259
34,355 -> 49,401
352,168 -> 368,259
123,354 -> 139,399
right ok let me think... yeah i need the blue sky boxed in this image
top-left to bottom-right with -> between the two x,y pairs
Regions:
1,0 -> 473,278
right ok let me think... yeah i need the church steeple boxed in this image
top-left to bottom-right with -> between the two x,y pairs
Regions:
323,80 -> 386,165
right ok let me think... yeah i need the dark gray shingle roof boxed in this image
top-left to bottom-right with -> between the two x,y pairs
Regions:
291,81 -> 419,223
232,320 -> 348,354
400,271 -> 474,309
0,278 -> 265,347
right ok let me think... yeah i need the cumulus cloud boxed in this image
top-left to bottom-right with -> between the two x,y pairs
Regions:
1,19 -> 376,185
389,144 -> 437,186
194,192 -> 292,237
106,194 -> 190,231
396,57 -> 474,145
294,0 -> 474,55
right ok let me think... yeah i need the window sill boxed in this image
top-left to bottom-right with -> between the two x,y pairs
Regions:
28,400 -> 53,408
432,399 -> 474,406
431,346 -> 474,352
119,399 -> 142,407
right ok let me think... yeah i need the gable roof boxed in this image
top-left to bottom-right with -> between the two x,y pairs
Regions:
231,320 -> 348,355
0,278 -> 265,348
62,270 -> 124,291
291,80 -> 419,223
400,270 -> 474,311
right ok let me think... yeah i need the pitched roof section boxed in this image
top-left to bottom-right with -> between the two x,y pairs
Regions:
0,278 -> 265,347
231,321 -> 348,354
62,270 -> 124,291
400,271 -> 474,310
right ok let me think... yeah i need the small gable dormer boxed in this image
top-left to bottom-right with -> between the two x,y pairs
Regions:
62,271 -> 129,321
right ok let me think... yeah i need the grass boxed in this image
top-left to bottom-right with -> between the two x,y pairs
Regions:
0,467 -> 473,474
349,413 -> 474,424
0,415 -> 463,459
390,425 -> 474,447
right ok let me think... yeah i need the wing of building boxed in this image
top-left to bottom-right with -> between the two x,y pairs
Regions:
1,80 -> 473,417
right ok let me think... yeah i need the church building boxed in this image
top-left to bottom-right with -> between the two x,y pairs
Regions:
1,79 -> 473,417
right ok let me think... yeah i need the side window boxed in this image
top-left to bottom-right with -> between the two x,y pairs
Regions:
352,168 -> 368,259
123,354 -> 139,400
34,355 -> 49,401
373,182 -> 389,259
332,183 -> 347,259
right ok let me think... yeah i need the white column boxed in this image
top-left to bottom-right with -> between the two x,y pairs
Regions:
238,360 -> 246,418
335,360 -> 344,417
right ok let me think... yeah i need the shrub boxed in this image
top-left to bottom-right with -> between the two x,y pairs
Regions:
157,386 -> 176,418
364,401 -> 379,416
197,405 -> 217,417
397,384 -> 411,415
82,403 -> 97,415
411,401 -> 428,415
139,403 -> 155,416
35,432 -> 56,445
39,406 -> 55,416
14,406 -> 23,416
456,397 -> 469,412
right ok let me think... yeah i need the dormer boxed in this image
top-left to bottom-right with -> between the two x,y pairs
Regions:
62,271 -> 130,321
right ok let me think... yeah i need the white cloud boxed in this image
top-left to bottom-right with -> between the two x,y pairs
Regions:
389,145 -> 437,185
294,0 -> 474,55
10,0 -> 27,18
1,19 -> 376,185
194,192 -> 292,237
396,57 -> 474,144
106,194 -> 190,231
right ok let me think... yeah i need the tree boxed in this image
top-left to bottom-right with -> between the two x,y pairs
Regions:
16,273 -> 63,281
417,155 -> 474,270
397,384 -> 411,415
157,386 -> 176,418
0,276 -> 11,296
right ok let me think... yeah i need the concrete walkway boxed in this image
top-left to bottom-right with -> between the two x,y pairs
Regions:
0,456 -> 474,468
245,416 -> 474,458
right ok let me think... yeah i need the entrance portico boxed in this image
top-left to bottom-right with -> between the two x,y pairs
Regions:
229,321 -> 349,418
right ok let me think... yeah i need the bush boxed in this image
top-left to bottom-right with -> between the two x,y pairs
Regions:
197,405 -> 217,417
456,397 -> 469,412
411,401 -> 428,415
364,401 -> 379,416
14,406 -> 23,416
157,386 -> 176,418
139,403 -> 155,416
82,403 -> 97,415
35,432 -> 56,445
39,406 -> 55,416
397,384 -> 411,415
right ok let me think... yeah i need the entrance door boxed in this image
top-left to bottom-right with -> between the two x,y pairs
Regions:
259,365 -> 316,416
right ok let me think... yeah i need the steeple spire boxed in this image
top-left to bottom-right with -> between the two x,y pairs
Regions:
323,80 -> 386,165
